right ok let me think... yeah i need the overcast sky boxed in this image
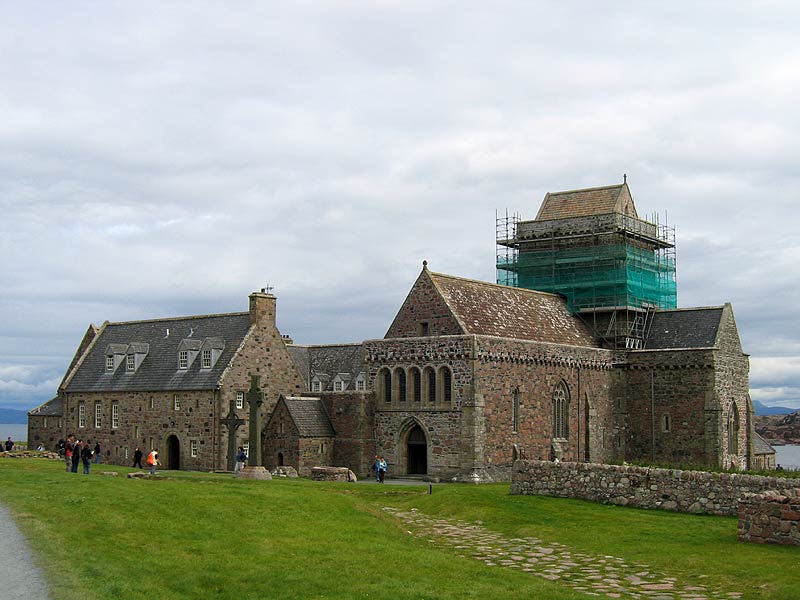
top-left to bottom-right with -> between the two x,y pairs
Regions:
2,2 -> 799,413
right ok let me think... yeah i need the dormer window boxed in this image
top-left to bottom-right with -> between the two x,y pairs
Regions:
355,372 -> 366,391
311,379 -> 322,393
199,338 -> 224,370
126,354 -> 136,371
125,343 -> 149,373
333,380 -> 344,392
104,343 -> 128,373
177,339 -> 203,370
202,349 -> 212,369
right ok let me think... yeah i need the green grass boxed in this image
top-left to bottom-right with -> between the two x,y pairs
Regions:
1,459 -> 798,600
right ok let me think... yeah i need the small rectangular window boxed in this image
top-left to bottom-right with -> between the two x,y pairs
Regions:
106,356 -> 115,371
236,392 -> 244,409
174,394 -> 181,410
95,402 -> 102,428
333,380 -> 344,392
112,402 -> 120,429
124,447 -> 129,460
126,354 -> 135,371
149,398 -> 155,410
242,442 -> 249,457
43,416 -> 48,428
78,404 -> 86,428
190,439 -> 198,457
202,349 -> 211,369
135,425 -> 140,440
179,350 -> 188,369
356,379 -> 365,391
311,381 -> 322,393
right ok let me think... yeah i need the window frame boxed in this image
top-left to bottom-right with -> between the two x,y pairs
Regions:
112,402 -> 120,429
94,402 -> 102,429
236,392 -> 244,409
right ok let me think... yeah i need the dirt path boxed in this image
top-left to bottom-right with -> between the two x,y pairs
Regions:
0,502 -> 51,600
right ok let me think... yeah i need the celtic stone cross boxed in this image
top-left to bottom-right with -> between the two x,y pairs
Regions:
221,397 -> 246,471
246,374 -> 264,467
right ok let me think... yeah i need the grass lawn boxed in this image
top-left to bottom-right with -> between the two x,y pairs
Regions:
1,458 -> 798,600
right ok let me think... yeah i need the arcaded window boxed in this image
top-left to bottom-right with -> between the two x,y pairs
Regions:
512,388 -> 520,432
728,402 -> 740,455
441,366 -> 452,405
424,367 -> 436,404
410,368 -> 421,403
397,369 -> 407,402
552,381 -> 569,440
381,368 -> 392,403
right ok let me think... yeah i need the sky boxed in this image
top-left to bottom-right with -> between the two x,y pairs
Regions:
1,2 -> 799,413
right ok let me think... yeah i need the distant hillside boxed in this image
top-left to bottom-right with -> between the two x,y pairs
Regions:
0,408 -> 28,424
753,400 -> 796,416
755,411 -> 800,445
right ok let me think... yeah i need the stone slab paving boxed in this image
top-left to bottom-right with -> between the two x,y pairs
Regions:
384,507 -> 742,600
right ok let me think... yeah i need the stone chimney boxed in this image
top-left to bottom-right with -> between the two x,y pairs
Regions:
249,291 -> 276,326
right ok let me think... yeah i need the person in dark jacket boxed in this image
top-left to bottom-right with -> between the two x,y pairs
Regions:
81,442 -> 93,475
93,441 -> 101,464
71,440 -> 82,473
133,447 -> 144,469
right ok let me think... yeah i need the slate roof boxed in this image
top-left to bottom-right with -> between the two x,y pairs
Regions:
429,272 -> 598,346
64,313 -> 251,392
753,432 -> 775,456
643,308 -> 724,350
287,344 -> 365,391
535,183 -> 633,220
28,395 -> 63,417
283,397 -> 335,437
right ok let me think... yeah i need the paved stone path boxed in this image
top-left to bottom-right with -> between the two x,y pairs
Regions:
384,507 -> 742,600
0,502 -> 51,600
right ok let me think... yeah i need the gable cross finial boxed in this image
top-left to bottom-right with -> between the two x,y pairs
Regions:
261,284 -> 274,294
623,173 -> 627,184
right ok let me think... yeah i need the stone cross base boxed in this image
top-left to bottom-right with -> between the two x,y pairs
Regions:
237,466 -> 272,480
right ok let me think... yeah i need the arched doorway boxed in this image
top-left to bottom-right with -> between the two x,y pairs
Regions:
406,424 -> 428,475
277,452 -> 284,466
167,435 -> 180,470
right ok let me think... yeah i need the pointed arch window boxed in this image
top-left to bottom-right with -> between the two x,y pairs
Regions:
381,369 -> 392,403
397,368 -> 407,402
728,402 -> 740,455
552,382 -> 569,440
410,368 -> 421,403
441,366 -> 452,405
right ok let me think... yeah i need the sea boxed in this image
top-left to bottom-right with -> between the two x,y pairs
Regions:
774,444 -> 800,470
0,424 -> 28,445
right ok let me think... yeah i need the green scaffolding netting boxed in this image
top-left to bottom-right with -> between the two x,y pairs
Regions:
496,244 -> 676,312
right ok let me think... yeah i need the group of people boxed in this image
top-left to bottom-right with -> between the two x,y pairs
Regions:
60,435 -> 101,474
372,455 -> 387,483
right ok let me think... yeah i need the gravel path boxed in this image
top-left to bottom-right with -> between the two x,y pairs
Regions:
384,507 -> 742,600
0,502 -> 51,600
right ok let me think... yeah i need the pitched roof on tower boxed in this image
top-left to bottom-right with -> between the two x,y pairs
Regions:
535,182 -> 637,221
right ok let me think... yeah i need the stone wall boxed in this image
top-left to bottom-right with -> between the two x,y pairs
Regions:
738,489 -> 800,546
27,415 -> 63,452
318,391 -> 375,477
511,460 -> 799,516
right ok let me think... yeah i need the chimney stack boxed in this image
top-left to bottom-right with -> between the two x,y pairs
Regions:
249,291 -> 276,326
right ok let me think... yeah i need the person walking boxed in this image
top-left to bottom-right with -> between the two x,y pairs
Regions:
234,446 -> 247,476
378,457 -> 387,484
147,449 -> 160,475
81,442 -> 93,475
93,441 -> 101,464
133,447 -> 143,469
372,455 -> 380,482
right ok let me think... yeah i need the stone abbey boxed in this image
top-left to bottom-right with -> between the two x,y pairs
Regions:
29,181 -> 768,480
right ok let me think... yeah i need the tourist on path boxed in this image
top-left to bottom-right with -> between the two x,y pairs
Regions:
372,455 -> 380,482
93,441 -> 101,464
234,446 -> 247,476
147,449 -> 160,475
378,457 -> 387,483
81,442 -> 93,475
4,437 -> 13,452
133,447 -> 143,469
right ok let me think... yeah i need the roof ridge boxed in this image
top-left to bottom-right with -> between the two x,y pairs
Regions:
547,183 -> 625,196
107,311 -> 249,326
656,306 -> 724,313
429,271 -> 566,300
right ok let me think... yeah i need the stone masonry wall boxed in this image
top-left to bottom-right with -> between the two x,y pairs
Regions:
318,391 -> 375,477
474,337 -> 614,466
27,415 -> 63,451
64,389 -> 219,471
511,460 -> 799,516
738,489 -> 800,546
621,350 -> 717,466
384,269 -> 463,338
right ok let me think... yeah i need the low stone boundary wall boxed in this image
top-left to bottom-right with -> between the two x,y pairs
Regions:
311,466 -> 357,482
738,490 -> 800,546
511,460 -> 798,516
